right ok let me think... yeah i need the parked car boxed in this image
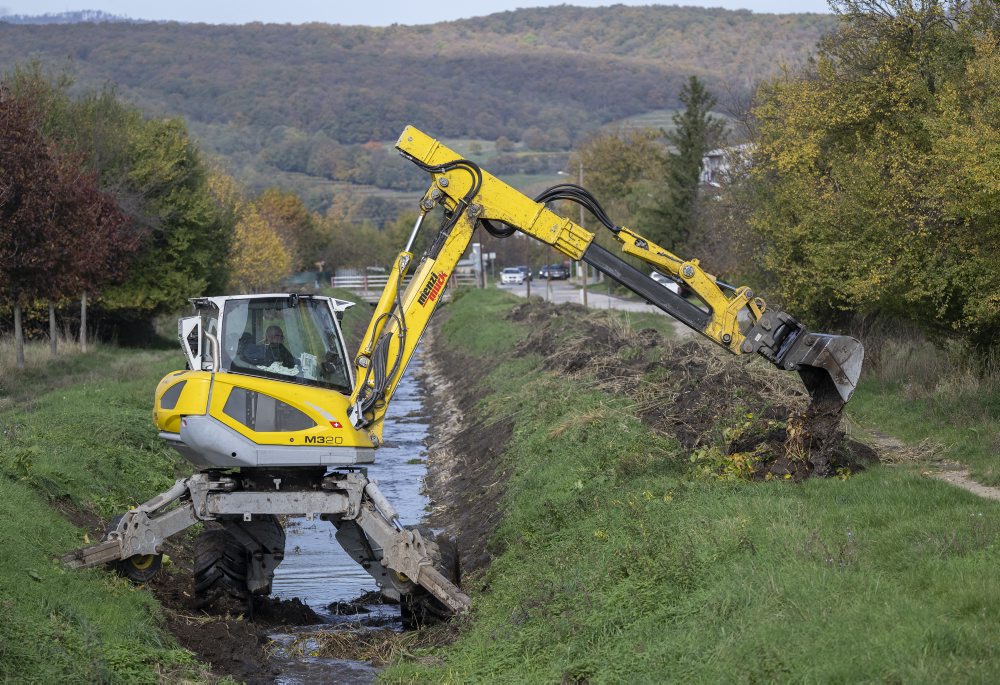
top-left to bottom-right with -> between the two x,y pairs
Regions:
500,267 -> 526,285
650,270 -> 692,298
516,265 -> 532,281
539,263 -> 570,280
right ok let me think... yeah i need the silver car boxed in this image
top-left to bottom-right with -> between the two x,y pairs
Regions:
500,267 -> 526,285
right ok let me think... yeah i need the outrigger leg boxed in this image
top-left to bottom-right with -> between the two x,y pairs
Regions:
61,472 -> 470,616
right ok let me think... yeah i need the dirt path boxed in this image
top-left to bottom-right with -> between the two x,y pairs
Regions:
932,467 -> 1000,501
867,430 -> 1000,501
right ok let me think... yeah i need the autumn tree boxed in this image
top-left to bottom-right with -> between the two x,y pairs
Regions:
254,188 -> 328,271
6,69 -> 234,341
320,215 -> 391,273
568,129 -> 662,230
751,0 -> 1000,350
0,85 -> 133,365
227,204 -> 292,294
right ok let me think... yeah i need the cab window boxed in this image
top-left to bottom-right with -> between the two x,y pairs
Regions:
221,297 -> 351,392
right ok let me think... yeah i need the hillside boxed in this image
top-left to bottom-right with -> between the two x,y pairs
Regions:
0,6 -> 835,207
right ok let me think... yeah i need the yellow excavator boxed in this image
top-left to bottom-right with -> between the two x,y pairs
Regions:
64,126 -> 863,623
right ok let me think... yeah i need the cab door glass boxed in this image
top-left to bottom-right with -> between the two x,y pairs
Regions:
178,316 -> 201,370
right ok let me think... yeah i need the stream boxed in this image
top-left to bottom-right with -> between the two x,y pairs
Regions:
266,355 -> 433,683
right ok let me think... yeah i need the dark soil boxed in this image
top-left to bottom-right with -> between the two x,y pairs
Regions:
420,327 -> 513,576
147,529 -> 331,684
58,501 -> 322,683
506,299 -> 877,481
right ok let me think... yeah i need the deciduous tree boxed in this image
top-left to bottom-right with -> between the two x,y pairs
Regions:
254,188 -> 327,271
227,205 -> 292,294
751,0 -> 1000,349
0,85 -> 133,365
5,70 -> 234,342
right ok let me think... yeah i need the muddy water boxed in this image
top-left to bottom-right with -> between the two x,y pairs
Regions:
267,355 -> 433,683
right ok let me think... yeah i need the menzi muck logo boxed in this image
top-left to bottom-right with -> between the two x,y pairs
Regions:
418,272 -> 448,306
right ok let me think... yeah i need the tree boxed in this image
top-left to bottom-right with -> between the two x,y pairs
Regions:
227,204 -> 292,294
569,129 -> 662,231
4,69 -> 234,342
750,0 -> 1000,349
254,188 -> 327,271
96,116 -> 232,332
645,75 -> 726,251
0,84 -> 134,365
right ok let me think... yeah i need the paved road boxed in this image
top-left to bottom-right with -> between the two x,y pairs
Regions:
497,279 -> 715,339
498,278 -> 664,313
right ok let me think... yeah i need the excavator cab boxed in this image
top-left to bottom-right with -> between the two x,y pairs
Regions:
180,294 -> 354,391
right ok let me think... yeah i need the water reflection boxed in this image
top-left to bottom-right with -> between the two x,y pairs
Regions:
272,355 -> 430,615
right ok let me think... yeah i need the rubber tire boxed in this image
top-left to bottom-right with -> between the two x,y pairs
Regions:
400,527 -> 461,630
193,524 -> 251,609
106,514 -> 163,584
111,553 -> 163,584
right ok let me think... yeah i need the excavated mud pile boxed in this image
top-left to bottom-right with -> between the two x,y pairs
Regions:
507,300 -> 876,481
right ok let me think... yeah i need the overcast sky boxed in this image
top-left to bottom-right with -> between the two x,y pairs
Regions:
0,1 -> 833,25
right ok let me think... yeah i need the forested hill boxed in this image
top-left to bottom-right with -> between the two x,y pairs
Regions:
0,6 -> 832,144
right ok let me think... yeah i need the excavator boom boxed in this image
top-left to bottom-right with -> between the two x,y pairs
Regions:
347,126 -> 862,432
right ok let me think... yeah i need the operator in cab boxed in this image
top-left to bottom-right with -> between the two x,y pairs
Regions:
264,325 -> 296,368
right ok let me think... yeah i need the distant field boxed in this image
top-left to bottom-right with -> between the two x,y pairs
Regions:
217,108 -> 735,214
608,108 -> 682,132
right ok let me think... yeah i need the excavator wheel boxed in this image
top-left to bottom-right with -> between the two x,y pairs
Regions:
193,523 -> 251,609
400,526 -> 461,630
106,515 -> 163,584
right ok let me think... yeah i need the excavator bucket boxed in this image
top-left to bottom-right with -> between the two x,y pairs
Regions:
787,333 -> 864,409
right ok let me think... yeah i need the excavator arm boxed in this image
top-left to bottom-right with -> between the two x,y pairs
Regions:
347,126 -> 863,438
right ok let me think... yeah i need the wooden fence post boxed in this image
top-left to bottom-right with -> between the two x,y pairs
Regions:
80,292 -> 88,353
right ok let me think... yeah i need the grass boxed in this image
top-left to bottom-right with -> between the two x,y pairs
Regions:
848,336 -> 1000,484
380,288 -> 1000,683
0,340 -> 210,682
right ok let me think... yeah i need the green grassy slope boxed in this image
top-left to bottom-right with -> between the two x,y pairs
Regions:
0,347 -> 207,682
849,378 -> 1000,486
384,289 -> 1000,683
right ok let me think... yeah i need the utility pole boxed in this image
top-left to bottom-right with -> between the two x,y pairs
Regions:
478,242 -> 486,288
579,162 -> 588,308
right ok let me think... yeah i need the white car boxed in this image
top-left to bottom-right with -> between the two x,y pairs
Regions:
650,270 -> 690,297
500,267 -> 526,285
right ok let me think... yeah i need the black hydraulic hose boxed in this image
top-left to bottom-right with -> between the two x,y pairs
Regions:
533,183 -> 619,233
357,266 -> 409,420
479,183 -> 621,241
481,218 -> 516,238
403,155 -> 485,258
404,154 -> 483,206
